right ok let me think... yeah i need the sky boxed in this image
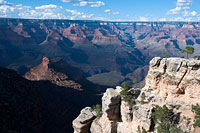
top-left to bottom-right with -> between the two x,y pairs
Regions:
0,0 -> 200,21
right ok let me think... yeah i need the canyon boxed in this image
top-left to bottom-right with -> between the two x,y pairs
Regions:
1,19 -> 200,86
1,18 -> 200,132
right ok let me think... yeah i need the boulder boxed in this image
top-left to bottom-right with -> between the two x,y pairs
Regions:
102,88 -> 121,121
73,107 -> 95,133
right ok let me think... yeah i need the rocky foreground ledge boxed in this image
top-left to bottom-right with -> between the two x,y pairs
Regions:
73,57 -> 200,133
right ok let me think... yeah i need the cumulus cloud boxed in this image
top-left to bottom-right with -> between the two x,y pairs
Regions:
35,4 -> 58,10
176,0 -> 192,6
61,0 -> 105,7
167,7 -> 182,15
0,0 -> 95,19
167,0 -> 199,20
65,9 -> 94,19
104,9 -> 119,15
73,1 -> 105,7
104,9 -> 110,13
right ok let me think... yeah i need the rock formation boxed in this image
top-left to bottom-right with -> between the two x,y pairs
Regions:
73,57 -> 200,133
73,107 -> 96,133
25,57 -> 82,90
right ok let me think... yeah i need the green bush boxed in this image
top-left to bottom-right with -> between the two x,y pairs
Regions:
93,104 -> 102,118
121,82 -> 131,90
192,104 -> 200,127
119,83 -> 135,106
141,92 -> 146,104
152,105 -> 182,133
134,106 -> 139,110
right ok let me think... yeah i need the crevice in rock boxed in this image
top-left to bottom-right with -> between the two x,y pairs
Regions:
118,98 -> 122,122
111,121 -> 118,133
156,58 -> 162,67
149,108 -> 155,132
176,61 -> 183,72
192,65 -> 200,70
163,59 -> 167,74
176,63 -> 188,93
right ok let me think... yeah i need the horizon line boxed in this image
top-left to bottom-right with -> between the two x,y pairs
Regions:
0,17 -> 199,23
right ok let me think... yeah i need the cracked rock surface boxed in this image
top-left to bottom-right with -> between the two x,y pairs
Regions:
145,57 -> 200,100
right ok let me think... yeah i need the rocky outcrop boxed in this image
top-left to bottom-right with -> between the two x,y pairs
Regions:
25,57 -> 82,90
145,57 -> 200,101
102,88 -> 121,121
73,57 -> 200,133
73,107 -> 96,133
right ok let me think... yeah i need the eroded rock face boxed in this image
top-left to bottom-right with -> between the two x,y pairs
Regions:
25,57 -> 82,90
73,57 -> 200,133
102,88 -> 121,121
73,107 -> 96,133
145,57 -> 200,101
132,105 -> 153,130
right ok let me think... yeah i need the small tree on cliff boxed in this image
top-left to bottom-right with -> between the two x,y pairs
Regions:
120,83 -> 135,106
181,46 -> 194,59
93,104 -> 102,118
141,92 -> 146,104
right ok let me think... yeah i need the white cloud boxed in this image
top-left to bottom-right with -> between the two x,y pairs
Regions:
104,9 -> 110,13
73,1 -> 105,7
104,9 -> 119,15
139,16 -> 148,21
61,0 -> 83,2
61,0 -> 105,7
159,18 -> 167,21
0,1 -> 95,19
167,0 -> 199,20
112,11 -> 119,15
65,9 -> 94,19
176,0 -> 192,6
167,7 -> 182,15
66,9 -> 82,15
174,17 -> 184,21
90,1 -> 105,7
191,11 -> 197,16
35,4 -> 58,10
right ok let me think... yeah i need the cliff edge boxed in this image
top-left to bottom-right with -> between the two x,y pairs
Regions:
73,57 -> 200,133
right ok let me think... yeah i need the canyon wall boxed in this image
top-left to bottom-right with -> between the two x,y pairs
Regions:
1,19 -> 200,86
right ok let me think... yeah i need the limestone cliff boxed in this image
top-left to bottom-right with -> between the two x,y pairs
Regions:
73,57 -> 200,133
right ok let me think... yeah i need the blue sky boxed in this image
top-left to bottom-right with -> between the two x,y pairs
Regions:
0,0 -> 199,21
